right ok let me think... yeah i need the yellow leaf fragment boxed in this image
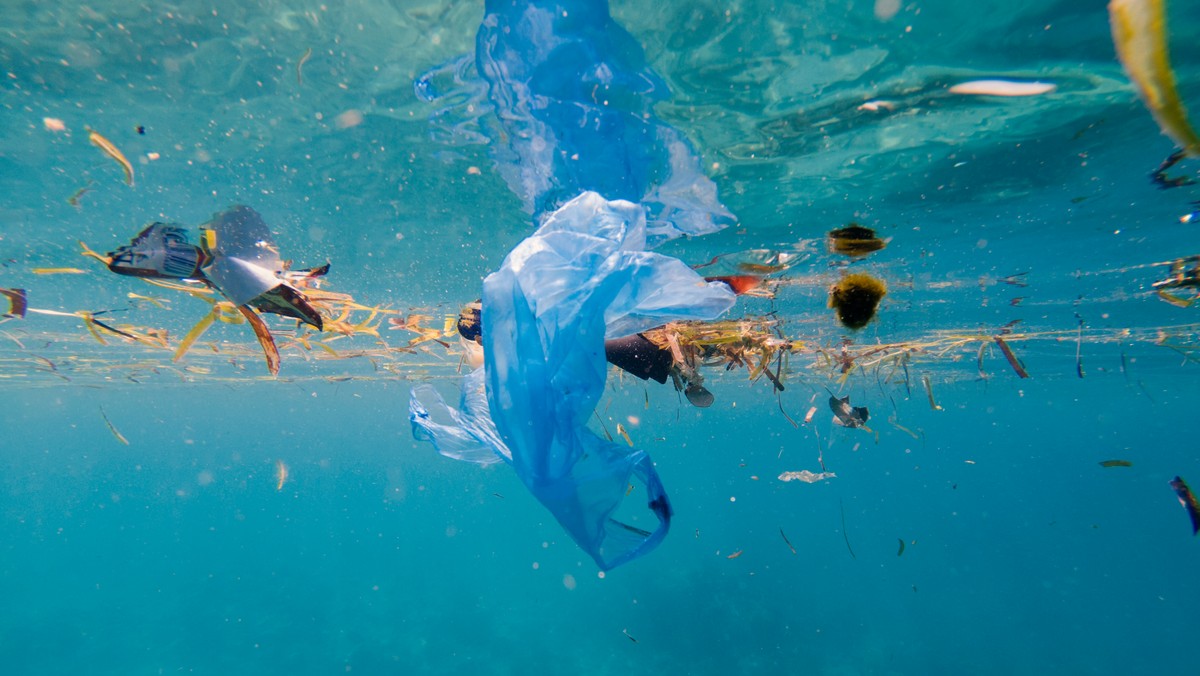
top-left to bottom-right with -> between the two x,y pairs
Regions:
1109,0 -> 1200,156
87,127 -> 136,186
174,310 -> 218,363
276,459 -> 289,491
32,267 -> 87,275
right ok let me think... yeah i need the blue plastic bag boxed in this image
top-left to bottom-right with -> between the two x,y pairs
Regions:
474,0 -> 732,243
410,0 -> 738,569
412,193 -> 734,568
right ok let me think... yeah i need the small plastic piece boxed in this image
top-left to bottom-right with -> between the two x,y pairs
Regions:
107,223 -> 204,280
200,206 -> 283,307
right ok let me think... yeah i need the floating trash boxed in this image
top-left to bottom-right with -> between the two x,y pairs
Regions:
412,193 -> 736,569
1153,255 -> 1200,307
0,288 -> 27,318
93,206 -> 402,375
778,470 -> 837,483
693,249 -> 806,297
1169,476 -> 1200,535
827,391 -> 870,429
1110,0 -> 1200,157
86,126 -> 135,187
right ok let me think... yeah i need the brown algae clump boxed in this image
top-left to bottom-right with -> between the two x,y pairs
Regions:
829,273 -> 887,329
827,224 -> 886,257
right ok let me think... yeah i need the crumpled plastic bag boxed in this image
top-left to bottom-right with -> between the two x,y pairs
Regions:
412,192 -> 735,569
466,0 -> 733,243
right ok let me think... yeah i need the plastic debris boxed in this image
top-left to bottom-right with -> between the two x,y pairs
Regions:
828,392 -> 870,428
0,288 -> 27,318
87,126 -> 134,186
412,192 -> 735,569
780,528 -> 797,554
32,268 -> 87,275
449,313 -> 801,410
411,0 -> 746,569
459,300 -> 674,388
99,406 -> 129,445
693,249 -> 807,298
639,318 -> 800,405
102,206 -> 344,374
410,369 -> 511,466
778,470 -> 837,483
1110,0 -> 1199,187
106,207 -> 326,330
275,460 -> 289,491
462,0 -> 733,241
1169,476 -> 1200,535
199,206 -> 326,330
1153,255 -> 1200,307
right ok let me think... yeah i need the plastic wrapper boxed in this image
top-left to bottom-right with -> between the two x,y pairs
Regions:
200,206 -> 284,307
107,223 -> 204,280
106,206 -> 324,329
412,193 -> 735,568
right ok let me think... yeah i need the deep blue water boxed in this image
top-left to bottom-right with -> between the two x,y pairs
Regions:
2,0 -> 1200,674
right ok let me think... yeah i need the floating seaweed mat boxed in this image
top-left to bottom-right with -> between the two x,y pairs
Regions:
640,318 -> 800,393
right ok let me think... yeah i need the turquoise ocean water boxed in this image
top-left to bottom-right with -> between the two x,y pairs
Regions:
2,0 -> 1200,673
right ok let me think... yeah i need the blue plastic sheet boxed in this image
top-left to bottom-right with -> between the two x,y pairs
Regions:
413,193 -> 734,568
410,0 -> 738,569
